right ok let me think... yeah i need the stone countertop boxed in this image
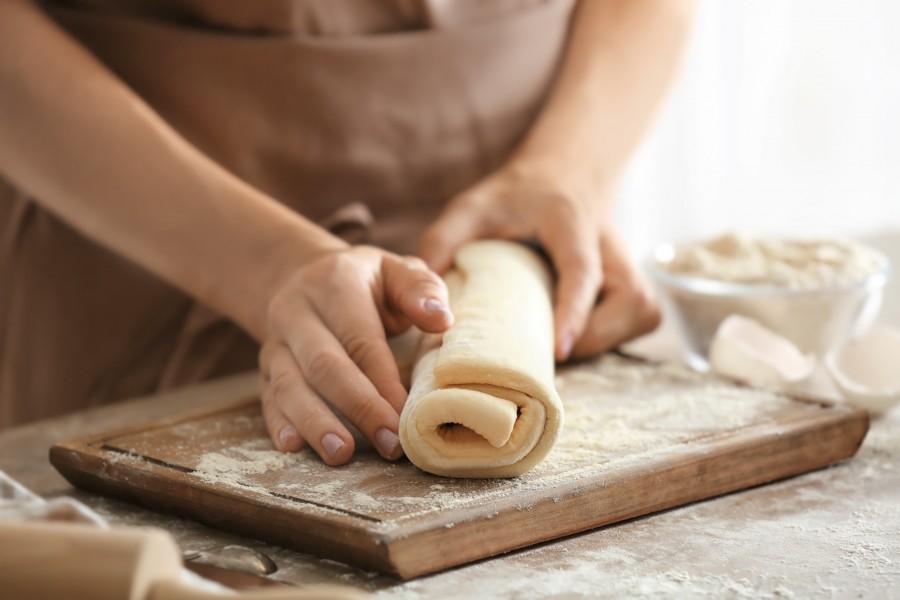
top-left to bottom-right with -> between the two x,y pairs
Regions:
1,231 -> 898,599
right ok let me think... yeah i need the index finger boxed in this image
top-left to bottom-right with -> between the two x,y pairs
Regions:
314,288 -> 410,415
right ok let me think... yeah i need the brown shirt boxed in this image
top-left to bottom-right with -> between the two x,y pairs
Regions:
0,0 -> 575,427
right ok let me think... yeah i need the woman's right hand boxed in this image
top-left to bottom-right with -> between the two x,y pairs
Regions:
258,246 -> 454,466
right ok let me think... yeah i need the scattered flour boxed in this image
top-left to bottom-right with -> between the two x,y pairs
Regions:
192,443 -> 313,494
554,355 -> 793,458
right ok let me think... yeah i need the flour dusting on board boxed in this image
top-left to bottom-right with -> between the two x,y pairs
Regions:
551,355 -> 793,461
193,443 -> 314,493
184,354 -> 800,523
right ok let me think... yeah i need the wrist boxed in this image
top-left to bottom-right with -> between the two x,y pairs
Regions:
501,154 -> 614,220
211,214 -> 349,341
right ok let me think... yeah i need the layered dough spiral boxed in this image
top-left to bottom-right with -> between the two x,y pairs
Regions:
399,240 -> 563,478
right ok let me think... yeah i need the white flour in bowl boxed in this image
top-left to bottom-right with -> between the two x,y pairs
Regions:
663,233 -> 886,289
648,232 -> 890,362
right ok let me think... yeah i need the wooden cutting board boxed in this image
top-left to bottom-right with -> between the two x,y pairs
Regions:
50,354 -> 868,579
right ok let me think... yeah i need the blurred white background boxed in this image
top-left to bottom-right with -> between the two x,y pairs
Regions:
615,0 -> 900,259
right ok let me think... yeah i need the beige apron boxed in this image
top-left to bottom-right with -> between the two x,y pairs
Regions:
0,0 -> 575,428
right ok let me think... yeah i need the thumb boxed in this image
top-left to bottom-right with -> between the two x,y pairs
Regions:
383,255 -> 455,334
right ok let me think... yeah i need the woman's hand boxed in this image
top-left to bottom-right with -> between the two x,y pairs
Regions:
418,164 -> 660,361
568,225 -> 661,359
259,246 -> 453,465
414,0 -> 693,361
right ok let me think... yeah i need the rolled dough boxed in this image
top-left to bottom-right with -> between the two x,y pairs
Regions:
399,240 -> 563,478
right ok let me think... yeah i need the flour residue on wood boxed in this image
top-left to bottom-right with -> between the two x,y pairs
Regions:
550,355 -> 794,464
193,444 -> 302,492
179,354 -> 803,523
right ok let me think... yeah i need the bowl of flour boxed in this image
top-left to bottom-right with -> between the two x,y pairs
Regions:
646,233 -> 891,370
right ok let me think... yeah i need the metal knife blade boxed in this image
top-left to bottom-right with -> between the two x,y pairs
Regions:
184,560 -> 285,589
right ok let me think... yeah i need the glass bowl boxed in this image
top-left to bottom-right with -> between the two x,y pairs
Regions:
645,242 -> 891,371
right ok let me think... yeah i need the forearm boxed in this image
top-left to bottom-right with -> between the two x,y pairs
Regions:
0,0 -> 345,339
511,0 -> 697,211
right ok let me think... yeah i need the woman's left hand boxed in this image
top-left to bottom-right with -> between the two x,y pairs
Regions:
418,164 -> 661,361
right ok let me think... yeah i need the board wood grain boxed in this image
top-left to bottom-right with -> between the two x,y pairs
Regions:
50,355 -> 868,579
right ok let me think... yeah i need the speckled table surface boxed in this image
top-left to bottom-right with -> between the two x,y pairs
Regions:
2,231 -> 898,599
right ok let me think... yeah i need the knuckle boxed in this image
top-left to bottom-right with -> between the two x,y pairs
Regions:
564,267 -> 602,305
632,288 -> 662,333
301,406 -> 334,434
562,247 -> 600,278
420,225 -> 453,251
330,248 -> 361,271
266,293 -> 294,330
343,333 -> 382,366
408,272 -> 444,296
585,261 -> 604,287
447,190 -> 481,212
262,407 -> 285,440
638,296 -> 663,333
311,256 -> 349,290
347,394 -> 382,429
268,369 -> 297,406
302,350 -> 344,382
302,249 -> 370,292
401,255 -> 429,272
555,193 -> 581,216
260,388 -> 276,413
544,191 -> 587,224
558,255 -> 586,279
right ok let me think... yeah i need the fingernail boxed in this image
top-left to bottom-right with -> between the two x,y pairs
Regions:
559,332 -> 575,360
321,433 -> 345,460
423,298 -> 453,326
278,425 -> 300,450
423,297 -> 447,314
375,427 -> 402,460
